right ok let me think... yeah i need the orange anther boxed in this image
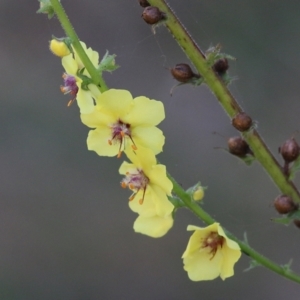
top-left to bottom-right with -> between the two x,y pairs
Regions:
132,144 -> 137,150
121,182 -> 127,188
108,140 -> 113,145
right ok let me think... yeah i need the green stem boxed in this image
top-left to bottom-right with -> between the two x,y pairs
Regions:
148,0 -> 300,203
168,173 -> 300,284
50,0 -> 108,92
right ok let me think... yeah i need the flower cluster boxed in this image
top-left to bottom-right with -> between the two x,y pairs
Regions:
49,37 -> 241,281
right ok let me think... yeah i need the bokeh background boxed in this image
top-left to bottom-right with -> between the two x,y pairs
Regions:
1,0 -> 300,299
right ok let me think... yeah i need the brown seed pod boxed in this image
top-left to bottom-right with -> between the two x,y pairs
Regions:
170,63 -> 199,83
142,6 -> 165,25
274,195 -> 298,214
227,136 -> 250,157
279,138 -> 300,163
213,58 -> 229,74
232,112 -> 253,132
138,0 -> 150,7
293,219 -> 300,228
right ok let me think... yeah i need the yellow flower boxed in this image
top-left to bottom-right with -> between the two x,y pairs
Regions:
182,223 -> 241,281
81,89 -> 165,158
49,39 -> 70,57
61,41 -> 100,114
119,147 -> 173,237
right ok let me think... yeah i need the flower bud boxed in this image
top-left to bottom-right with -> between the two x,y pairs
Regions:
279,138 -> 300,163
138,0 -> 150,7
227,136 -> 250,157
232,112 -> 252,132
213,58 -> 229,74
192,186 -> 205,201
171,63 -> 200,83
274,195 -> 298,214
142,6 -> 165,25
49,39 -> 70,57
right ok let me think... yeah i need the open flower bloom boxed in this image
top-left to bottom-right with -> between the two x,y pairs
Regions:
182,223 -> 241,281
81,89 -> 165,158
119,147 -> 173,237
61,41 -> 100,113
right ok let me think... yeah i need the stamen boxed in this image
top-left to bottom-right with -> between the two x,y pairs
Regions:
132,144 -> 138,150
108,140 -> 113,145
121,182 -> 127,188
67,98 -> 76,107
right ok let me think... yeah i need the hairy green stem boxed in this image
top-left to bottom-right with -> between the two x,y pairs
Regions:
168,173 -> 300,284
50,0 -> 108,92
148,0 -> 300,203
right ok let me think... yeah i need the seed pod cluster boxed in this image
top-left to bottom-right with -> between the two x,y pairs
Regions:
142,6 -> 165,25
273,195 -> 298,214
170,63 -> 200,83
232,112 -> 252,132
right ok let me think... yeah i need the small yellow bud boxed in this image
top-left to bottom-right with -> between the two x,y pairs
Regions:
49,39 -> 70,57
192,186 -> 204,201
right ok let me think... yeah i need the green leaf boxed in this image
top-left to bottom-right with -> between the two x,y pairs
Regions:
289,155 -> 300,180
167,195 -> 186,208
272,210 -> 300,225
244,259 -> 261,272
98,51 -> 119,73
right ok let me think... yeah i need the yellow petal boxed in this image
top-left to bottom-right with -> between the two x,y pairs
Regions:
62,54 -> 78,75
150,184 -> 174,216
183,247 -> 223,281
76,87 -> 95,114
133,214 -> 173,238
148,164 -> 173,195
87,128 -> 119,157
98,89 -> 133,119
219,243 -> 241,280
132,126 -> 165,155
123,96 -> 165,126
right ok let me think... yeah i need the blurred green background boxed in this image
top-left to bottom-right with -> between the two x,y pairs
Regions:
1,0 -> 300,299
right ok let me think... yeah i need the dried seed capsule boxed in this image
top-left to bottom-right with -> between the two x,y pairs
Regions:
138,0 -> 150,7
279,138 -> 300,163
142,6 -> 165,25
227,136 -> 250,157
293,219 -> 300,228
232,112 -> 253,132
171,63 -> 199,83
274,195 -> 298,214
213,58 -> 229,74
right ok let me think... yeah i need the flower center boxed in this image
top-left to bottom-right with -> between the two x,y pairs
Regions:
121,168 -> 149,204
60,73 -> 78,106
201,231 -> 224,259
109,120 -> 137,158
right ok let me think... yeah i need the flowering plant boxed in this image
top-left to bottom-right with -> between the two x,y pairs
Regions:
33,0 -> 300,295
